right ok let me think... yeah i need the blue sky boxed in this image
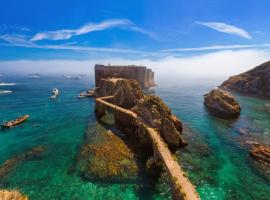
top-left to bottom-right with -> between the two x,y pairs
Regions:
0,0 -> 270,75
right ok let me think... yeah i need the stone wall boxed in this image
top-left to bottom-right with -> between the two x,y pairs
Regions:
95,64 -> 155,89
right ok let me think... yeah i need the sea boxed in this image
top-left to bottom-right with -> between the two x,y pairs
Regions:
0,75 -> 269,200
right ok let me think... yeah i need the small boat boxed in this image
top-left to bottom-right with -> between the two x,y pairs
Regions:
77,89 -> 94,99
50,88 -> 59,99
78,91 -> 87,99
1,115 -> 29,128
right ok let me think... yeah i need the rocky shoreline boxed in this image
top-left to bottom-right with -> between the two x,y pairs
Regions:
221,61 -> 270,99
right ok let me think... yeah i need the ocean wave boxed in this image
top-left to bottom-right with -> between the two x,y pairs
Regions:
0,83 -> 17,86
0,90 -> 13,94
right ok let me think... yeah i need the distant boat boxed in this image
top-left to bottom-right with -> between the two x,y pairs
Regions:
50,88 -> 59,99
0,90 -> 13,94
29,73 -> 40,79
64,75 -> 72,79
0,83 -> 16,86
1,115 -> 29,128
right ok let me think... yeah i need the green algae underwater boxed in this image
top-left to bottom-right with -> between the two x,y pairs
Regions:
0,75 -> 269,200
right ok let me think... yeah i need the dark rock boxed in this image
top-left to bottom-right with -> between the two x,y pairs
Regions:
221,61 -> 270,99
204,89 -> 241,119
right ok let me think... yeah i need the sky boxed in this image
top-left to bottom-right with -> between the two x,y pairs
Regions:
0,0 -> 270,77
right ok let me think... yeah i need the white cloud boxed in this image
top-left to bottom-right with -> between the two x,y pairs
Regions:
31,19 -> 156,41
0,34 -> 33,45
196,21 -> 252,39
2,34 -> 270,57
162,44 -> 270,52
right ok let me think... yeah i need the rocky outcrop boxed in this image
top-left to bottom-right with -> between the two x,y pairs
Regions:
0,145 -> 46,178
132,95 -> 186,151
249,144 -> 270,179
94,78 -> 186,153
204,89 -> 241,119
221,61 -> 270,99
0,189 -> 28,200
94,78 -> 144,109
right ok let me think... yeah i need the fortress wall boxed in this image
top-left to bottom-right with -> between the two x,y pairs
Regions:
95,64 -> 155,89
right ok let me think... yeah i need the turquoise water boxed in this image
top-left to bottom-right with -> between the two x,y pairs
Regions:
0,76 -> 269,200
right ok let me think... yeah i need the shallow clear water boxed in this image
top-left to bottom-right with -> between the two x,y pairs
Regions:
0,75 -> 269,200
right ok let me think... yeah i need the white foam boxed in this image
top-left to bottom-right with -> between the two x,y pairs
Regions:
0,83 -> 16,86
0,90 -> 13,94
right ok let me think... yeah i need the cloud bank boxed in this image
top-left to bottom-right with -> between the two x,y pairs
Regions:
1,50 -> 269,83
196,21 -> 252,39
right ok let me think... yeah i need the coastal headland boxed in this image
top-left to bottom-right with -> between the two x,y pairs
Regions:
92,65 -> 200,200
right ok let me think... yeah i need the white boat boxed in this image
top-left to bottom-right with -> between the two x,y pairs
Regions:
50,88 -> 59,99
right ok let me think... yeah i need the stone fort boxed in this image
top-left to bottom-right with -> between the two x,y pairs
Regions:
95,64 -> 155,89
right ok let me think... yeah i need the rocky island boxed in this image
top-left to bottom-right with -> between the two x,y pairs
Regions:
90,65 -> 199,200
221,60 -> 270,99
204,89 -> 241,119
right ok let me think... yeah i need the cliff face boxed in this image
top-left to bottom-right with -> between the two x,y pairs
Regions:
221,61 -> 270,99
94,78 -> 186,152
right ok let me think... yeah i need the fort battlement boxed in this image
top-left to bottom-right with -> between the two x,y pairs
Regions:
95,64 -> 155,89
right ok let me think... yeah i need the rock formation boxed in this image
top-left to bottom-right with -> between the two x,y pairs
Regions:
0,145 -> 46,178
94,78 -> 186,152
131,95 -> 186,151
221,60 -> 270,99
249,144 -> 270,179
204,89 -> 241,119
0,189 -> 28,200
94,78 -> 143,109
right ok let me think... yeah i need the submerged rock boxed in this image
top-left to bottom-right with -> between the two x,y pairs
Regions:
0,145 -> 46,178
221,60 -> 270,99
204,89 -> 241,119
0,189 -> 28,200
79,129 -> 138,182
249,144 -> 270,179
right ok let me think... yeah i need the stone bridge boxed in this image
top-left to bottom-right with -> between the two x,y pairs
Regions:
95,96 -> 200,200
